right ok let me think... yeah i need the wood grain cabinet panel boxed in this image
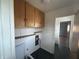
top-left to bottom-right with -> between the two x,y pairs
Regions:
39,11 -> 45,27
14,0 -> 25,28
34,8 -> 45,28
34,8 -> 40,27
25,2 -> 45,28
25,2 -> 35,27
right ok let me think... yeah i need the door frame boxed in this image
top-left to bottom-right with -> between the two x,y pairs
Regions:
55,15 -> 75,50
0,0 -> 16,59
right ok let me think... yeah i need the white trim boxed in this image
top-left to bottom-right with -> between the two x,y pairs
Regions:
0,0 -> 15,59
0,0 -> 4,58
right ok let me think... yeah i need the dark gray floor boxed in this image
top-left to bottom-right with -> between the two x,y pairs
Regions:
31,48 -> 54,59
54,43 -> 71,59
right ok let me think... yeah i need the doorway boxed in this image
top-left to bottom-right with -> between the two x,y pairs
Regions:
60,21 -> 71,48
54,15 -> 75,59
55,15 -> 74,49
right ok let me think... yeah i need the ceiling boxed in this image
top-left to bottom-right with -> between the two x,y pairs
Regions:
26,0 -> 79,12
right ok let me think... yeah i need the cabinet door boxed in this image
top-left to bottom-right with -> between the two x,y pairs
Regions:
14,0 -> 25,28
34,8 -> 40,27
35,8 -> 45,28
39,11 -> 45,27
25,2 -> 35,27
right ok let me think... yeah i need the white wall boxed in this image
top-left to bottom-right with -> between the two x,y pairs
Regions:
41,3 -> 79,54
72,13 -> 79,52
15,28 -> 42,37
0,0 -> 15,59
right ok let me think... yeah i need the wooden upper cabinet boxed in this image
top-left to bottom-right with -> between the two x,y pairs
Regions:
25,2 -> 45,28
34,8 -> 45,28
14,0 -> 44,28
25,2 -> 35,27
14,0 -> 25,28
39,11 -> 45,27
